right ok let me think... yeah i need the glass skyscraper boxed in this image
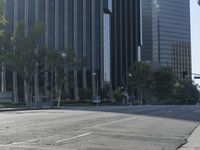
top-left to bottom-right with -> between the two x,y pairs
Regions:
3,0 -> 141,94
141,0 -> 153,61
141,0 -> 191,79
3,0 -> 113,91
111,0 -> 141,88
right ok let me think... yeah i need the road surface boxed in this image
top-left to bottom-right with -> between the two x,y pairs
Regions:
0,105 -> 200,150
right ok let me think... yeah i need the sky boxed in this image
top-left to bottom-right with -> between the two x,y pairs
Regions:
190,0 -> 200,85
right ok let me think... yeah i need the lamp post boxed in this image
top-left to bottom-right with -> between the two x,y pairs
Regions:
93,72 -> 99,108
122,73 -> 132,106
61,51 -> 67,94
34,43 -> 40,108
61,52 -> 67,74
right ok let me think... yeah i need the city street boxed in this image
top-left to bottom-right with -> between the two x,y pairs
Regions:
0,106 -> 200,150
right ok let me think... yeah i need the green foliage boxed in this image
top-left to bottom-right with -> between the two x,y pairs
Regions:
0,15 -> 9,55
0,0 -> 3,16
128,62 -> 151,89
126,63 -> 200,105
153,67 -> 176,103
172,81 -> 200,105
0,16 -> 8,37
0,102 -> 25,109
79,88 -> 92,100
128,62 -> 152,103
100,85 -> 111,99
112,87 -> 123,103
4,22 -> 45,79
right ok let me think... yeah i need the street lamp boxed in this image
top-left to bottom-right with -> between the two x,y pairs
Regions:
61,52 -> 68,94
122,73 -> 132,106
61,52 -> 67,58
93,72 -> 99,108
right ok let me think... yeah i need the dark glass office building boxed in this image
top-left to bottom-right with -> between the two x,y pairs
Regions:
141,0 -> 153,61
3,0 -> 141,94
141,0 -> 191,79
111,0 -> 141,88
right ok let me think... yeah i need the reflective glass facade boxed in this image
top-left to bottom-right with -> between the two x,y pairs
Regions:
103,14 -> 111,82
142,0 -> 191,67
111,0 -> 141,88
4,0 -> 113,90
142,0 -> 191,79
141,0 -> 153,61
4,0 -> 140,90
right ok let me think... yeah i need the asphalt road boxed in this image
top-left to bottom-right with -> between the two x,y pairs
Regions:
0,105 -> 200,150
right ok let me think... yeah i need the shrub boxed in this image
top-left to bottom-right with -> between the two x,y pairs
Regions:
79,88 -> 93,100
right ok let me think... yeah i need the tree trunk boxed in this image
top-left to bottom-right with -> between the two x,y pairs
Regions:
24,67 -> 30,107
83,66 -> 87,89
64,62 -> 69,97
34,63 -> 40,108
13,71 -> 18,103
57,89 -> 61,108
50,63 -> 54,108
141,89 -> 143,105
54,67 -> 58,100
1,62 -> 6,92
34,45 -> 40,108
74,69 -> 79,100
24,79 -> 30,108
44,58 -> 49,96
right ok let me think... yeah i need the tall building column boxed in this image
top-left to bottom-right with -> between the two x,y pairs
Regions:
82,0 -> 87,89
125,0 -> 128,73
24,0 -> 30,106
119,0 -> 123,85
1,0 -> 6,92
73,0 -> 79,100
55,0 -> 59,49
12,0 -> 19,103
100,0 -> 104,89
1,61 -> 6,92
44,0 -> 49,96
91,0 -> 96,96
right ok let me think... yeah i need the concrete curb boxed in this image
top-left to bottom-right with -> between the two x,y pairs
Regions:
178,124 -> 200,150
0,107 -> 54,112
0,106 -> 128,112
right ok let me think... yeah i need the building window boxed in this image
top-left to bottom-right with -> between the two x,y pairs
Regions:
103,13 -> 111,82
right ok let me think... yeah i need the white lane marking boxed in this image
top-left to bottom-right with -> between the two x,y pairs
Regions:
193,109 -> 200,113
137,117 -> 149,121
10,135 -> 56,145
54,132 -> 92,144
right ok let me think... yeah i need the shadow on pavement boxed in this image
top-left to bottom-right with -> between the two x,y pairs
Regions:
58,105 -> 200,123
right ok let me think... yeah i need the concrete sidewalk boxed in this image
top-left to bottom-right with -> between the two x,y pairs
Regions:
179,124 -> 200,150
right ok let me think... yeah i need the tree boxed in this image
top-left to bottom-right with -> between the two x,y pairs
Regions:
31,22 -> 45,108
112,87 -> 124,103
128,62 -> 152,104
152,67 -> 176,104
172,81 -> 200,105
43,48 -> 59,107
7,22 -> 45,107
0,0 -> 3,16
43,48 -> 76,108
0,15 -> 9,93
